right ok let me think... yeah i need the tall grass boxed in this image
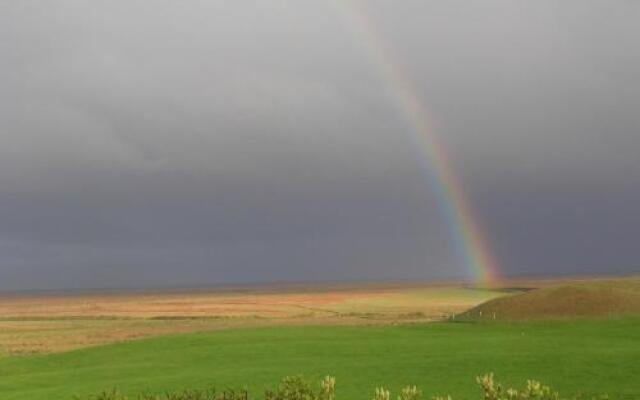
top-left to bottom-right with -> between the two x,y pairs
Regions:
80,374 -> 608,400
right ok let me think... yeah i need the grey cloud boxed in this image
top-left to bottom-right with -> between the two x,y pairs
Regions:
0,0 -> 639,291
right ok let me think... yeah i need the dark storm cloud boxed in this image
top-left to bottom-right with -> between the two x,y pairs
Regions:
1,0 -> 639,291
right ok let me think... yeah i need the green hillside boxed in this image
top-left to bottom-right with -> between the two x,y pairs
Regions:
1,319 -> 639,399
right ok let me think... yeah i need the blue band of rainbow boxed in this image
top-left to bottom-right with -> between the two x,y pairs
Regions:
337,0 -> 500,284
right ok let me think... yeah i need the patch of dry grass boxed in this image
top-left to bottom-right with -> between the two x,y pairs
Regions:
0,282 -> 512,355
1,277 -> 604,355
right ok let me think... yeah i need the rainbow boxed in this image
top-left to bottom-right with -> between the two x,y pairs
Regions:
336,1 -> 500,284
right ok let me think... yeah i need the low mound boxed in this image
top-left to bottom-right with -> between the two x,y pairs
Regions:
459,278 -> 640,320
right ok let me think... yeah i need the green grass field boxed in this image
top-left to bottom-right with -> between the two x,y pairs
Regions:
1,318 -> 639,400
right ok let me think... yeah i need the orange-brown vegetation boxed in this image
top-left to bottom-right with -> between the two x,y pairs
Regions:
0,277 -> 619,355
0,281 -> 500,355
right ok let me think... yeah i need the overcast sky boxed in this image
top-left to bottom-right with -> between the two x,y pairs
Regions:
1,0 -> 639,291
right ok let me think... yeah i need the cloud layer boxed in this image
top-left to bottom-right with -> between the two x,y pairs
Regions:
1,0 -> 639,291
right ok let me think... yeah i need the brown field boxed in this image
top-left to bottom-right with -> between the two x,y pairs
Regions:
0,277 -> 611,356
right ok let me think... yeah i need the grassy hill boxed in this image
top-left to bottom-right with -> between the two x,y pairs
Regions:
1,319 -> 639,399
459,277 -> 640,321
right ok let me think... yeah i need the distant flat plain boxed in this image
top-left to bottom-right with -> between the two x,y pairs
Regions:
0,277 -> 589,356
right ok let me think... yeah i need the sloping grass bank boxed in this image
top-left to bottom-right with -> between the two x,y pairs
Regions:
460,278 -> 640,321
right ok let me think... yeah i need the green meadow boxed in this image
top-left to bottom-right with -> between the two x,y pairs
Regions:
1,318 -> 639,400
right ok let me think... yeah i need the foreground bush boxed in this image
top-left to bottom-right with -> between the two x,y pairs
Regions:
80,374 -> 608,400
